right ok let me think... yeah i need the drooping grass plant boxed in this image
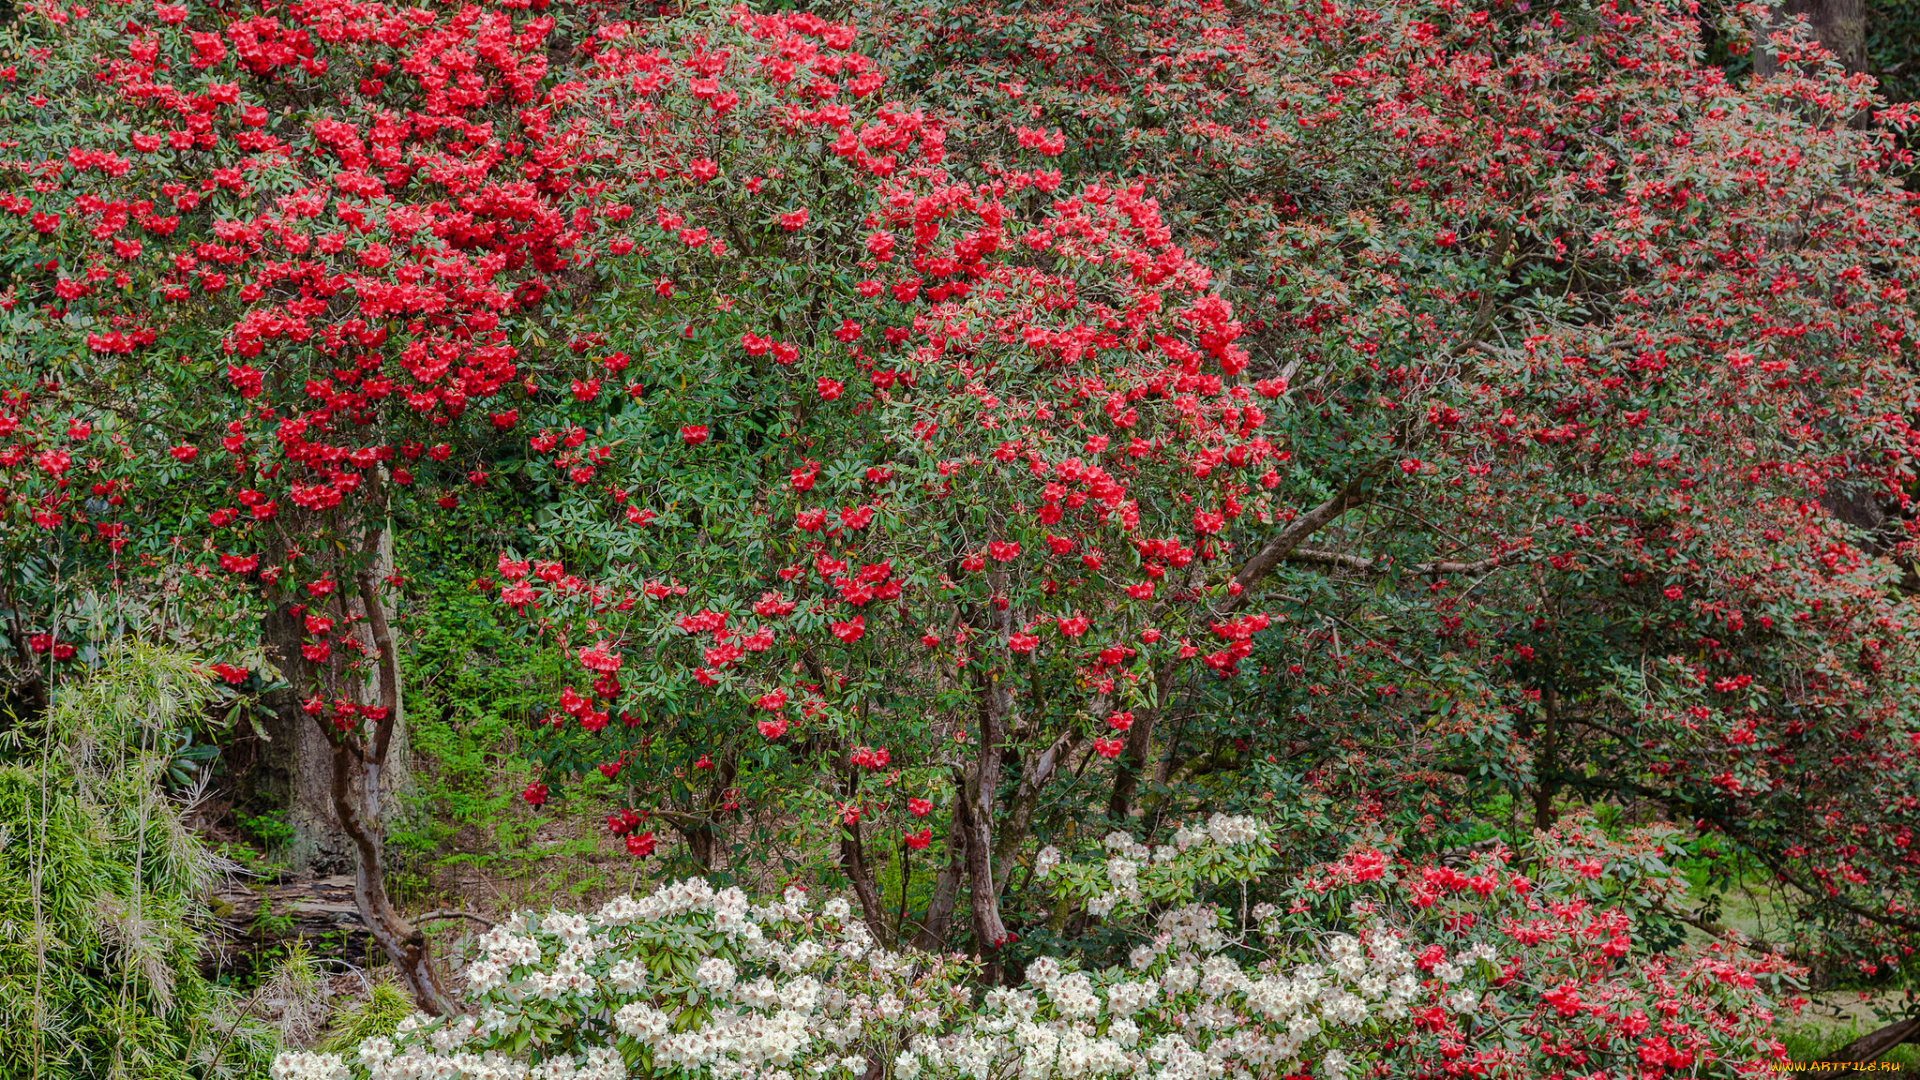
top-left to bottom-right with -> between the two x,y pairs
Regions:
0,643 -> 283,1079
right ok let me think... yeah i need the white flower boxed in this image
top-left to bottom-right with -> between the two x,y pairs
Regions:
616,1001 -> 672,1039
355,1037 -> 395,1067
465,958 -> 508,992
894,1050 -> 922,1080
1161,964 -> 1198,995
785,885 -> 811,910
1034,846 -> 1061,880
1205,814 -> 1261,846
543,911 -> 591,941
1047,972 -> 1100,1018
270,1051 -> 349,1080
607,958 -> 647,993
1026,956 -> 1061,988
1321,989 -> 1368,1026
1105,980 -> 1157,1017
696,957 -> 737,991
1320,1049 -> 1350,1080
1086,892 -> 1117,917
823,898 -> 852,921
785,940 -> 825,971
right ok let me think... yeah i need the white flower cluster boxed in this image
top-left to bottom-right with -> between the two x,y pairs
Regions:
271,1051 -> 349,1080
281,815 -> 1507,1080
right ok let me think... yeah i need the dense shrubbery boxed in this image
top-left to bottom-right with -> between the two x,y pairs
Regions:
1,0 -> 1918,1066
269,815 -> 1797,1079
0,647 -> 281,1078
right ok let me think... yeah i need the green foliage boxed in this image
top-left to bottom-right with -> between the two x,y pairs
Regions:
315,983 -> 413,1056
387,526 -> 618,903
0,644 -> 276,1079
1781,1020 -> 1920,1067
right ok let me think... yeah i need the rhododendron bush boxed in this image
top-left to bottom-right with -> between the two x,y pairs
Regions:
267,815 -> 1797,1079
2,0 -> 1918,1044
840,0 -> 1920,973
494,0 -> 1920,981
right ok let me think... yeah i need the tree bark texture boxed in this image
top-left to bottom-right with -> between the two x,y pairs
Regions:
1753,0 -> 1867,77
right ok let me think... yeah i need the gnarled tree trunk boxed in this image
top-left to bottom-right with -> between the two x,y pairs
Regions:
257,506 -> 450,1014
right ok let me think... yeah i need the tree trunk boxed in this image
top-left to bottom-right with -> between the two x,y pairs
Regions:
1751,0 -> 1871,131
991,727 -> 1078,896
1108,662 -> 1182,820
959,667 -> 1010,959
257,507 -> 450,1015
910,796 -> 966,951
1833,1015 -> 1920,1064
836,764 -> 893,945
337,559 -> 456,1014
328,731 -> 456,1014
1753,0 -> 1867,77
1533,690 -> 1559,834
259,604 -> 355,874
256,516 -> 409,875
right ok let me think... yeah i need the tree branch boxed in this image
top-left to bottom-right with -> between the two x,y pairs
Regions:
1223,468 -> 1380,611
1284,547 -> 1512,576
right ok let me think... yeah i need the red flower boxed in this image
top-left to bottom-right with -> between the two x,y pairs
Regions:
758,689 -> 788,710
522,782 -> 549,807
681,425 -> 710,446
169,444 -> 198,462
218,552 -> 259,574
625,831 -> 656,856
578,641 -> 623,672
908,797 -> 932,816
758,717 -> 790,739
817,377 -> 844,400
831,616 -> 865,643
904,828 -> 931,851
1093,737 -> 1125,759
1056,614 -> 1091,637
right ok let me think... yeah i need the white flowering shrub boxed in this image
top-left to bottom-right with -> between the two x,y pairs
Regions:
274,815 -> 1796,1080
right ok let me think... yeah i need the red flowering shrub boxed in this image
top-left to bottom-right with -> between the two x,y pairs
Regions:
477,0 -> 1920,983
2,0 -> 1917,1023
839,0 -> 1920,969
0,0 -> 690,1009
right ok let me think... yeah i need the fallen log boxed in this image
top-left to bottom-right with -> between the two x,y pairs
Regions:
206,874 -> 371,961
1833,1014 -> 1920,1064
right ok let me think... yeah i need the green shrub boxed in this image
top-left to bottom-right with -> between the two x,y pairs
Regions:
0,644 -> 278,1079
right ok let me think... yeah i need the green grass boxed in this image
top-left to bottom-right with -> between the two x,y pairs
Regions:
1780,1021 -> 1920,1068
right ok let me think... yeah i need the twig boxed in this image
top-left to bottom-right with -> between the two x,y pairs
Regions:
414,910 -> 495,929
